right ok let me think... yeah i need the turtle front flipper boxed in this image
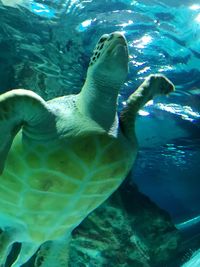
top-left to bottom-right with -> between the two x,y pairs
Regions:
120,74 -> 175,141
0,89 -> 55,173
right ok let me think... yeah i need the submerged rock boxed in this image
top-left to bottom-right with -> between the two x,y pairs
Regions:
69,181 -> 181,267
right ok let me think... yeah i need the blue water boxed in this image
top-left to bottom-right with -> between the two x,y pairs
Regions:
0,0 -> 200,266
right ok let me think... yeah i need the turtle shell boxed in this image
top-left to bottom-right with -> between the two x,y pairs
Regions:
0,130 -> 136,243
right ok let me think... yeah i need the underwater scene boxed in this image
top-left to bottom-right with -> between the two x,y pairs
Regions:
0,0 -> 200,266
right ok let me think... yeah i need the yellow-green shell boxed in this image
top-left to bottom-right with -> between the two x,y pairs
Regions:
0,130 -> 136,242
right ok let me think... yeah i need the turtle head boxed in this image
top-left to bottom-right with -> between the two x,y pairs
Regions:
87,32 -> 129,88
78,32 -> 129,130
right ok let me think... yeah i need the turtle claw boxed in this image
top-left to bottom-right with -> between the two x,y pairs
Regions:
147,74 -> 175,97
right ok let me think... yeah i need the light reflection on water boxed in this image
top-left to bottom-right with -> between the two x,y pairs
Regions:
30,2 -> 55,18
155,103 -> 200,122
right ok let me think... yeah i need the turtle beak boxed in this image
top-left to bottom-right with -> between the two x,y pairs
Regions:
107,32 -> 127,53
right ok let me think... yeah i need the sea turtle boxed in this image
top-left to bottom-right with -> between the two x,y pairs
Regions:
0,32 -> 174,267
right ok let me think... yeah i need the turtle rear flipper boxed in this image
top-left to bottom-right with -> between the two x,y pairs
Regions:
35,235 -> 71,267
